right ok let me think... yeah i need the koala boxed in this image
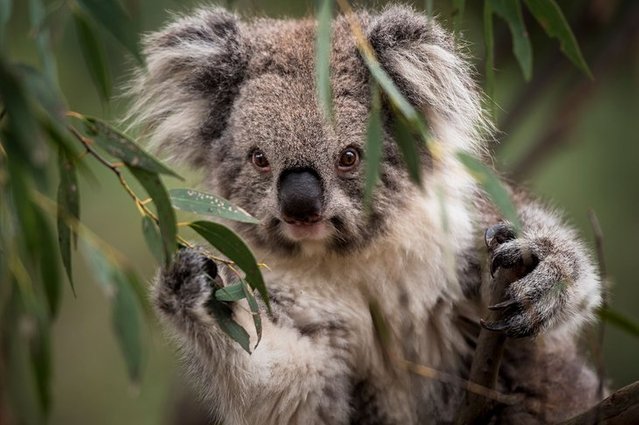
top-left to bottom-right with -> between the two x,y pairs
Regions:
128,5 -> 603,425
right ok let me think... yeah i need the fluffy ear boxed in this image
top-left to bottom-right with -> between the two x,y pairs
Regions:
127,8 -> 248,166
367,6 -> 488,152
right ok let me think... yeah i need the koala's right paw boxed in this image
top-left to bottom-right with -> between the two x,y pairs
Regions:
154,247 -> 223,316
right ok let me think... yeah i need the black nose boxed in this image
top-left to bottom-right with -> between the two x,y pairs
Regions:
278,168 -> 323,224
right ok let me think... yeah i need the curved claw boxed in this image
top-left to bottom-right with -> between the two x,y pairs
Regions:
490,247 -> 521,277
488,299 -> 519,311
484,223 -> 517,250
480,318 -> 510,333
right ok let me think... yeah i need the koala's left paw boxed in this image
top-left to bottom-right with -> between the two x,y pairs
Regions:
481,223 -> 570,338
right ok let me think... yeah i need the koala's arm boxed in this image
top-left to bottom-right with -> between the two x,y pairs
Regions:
476,196 -> 602,338
152,248 -> 353,425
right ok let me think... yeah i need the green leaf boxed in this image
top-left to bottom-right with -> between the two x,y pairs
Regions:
364,83 -> 383,205
30,314 -> 52,417
169,188 -> 259,224
189,221 -> 270,312
29,0 -> 57,83
524,0 -> 591,78
141,216 -> 164,264
215,282 -> 246,302
315,0 -> 333,122
242,279 -> 262,347
392,114 -> 422,185
57,147 -> 79,295
128,168 -> 177,266
74,115 -> 180,178
73,7 -> 112,102
84,244 -> 144,382
490,0 -> 532,81
0,60 -> 47,185
599,307 -> 639,339
206,296 -> 251,353
76,0 -> 142,63
112,271 -> 143,382
456,152 -> 521,232
483,1 -> 496,112
35,209 -> 61,319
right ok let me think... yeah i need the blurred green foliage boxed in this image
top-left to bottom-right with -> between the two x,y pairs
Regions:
1,0 -> 638,424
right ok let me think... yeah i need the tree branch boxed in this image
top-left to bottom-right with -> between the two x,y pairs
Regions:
558,381 -> 639,425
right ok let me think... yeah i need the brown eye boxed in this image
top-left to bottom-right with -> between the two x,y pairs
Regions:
337,148 -> 360,171
251,149 -> 270,171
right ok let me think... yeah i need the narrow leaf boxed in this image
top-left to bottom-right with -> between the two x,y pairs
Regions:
242,279 -> 262,347
128,168 -> 177,265
29,0 -> 57,83
57,147 -> 79,295
524,0 -> 591,78
364,83 -> 383,205
215,282 -> 246,302
36,210 -> 61,318
599,307 -> 639,339
315,0 -> 333,122
76,0 -> 142,63
112,272 -> 143,382
141,216 -> 164,263
30,314 -> 52,416
74,115 -> 180,178
169,188 -> 259,224
392,114 -> 422,185
84,244 -> 144,382
456,152 -> 521,231
73,7 -> 112,101
490,0 -> 532,80
206,296 -> 251,353
190,221 -> 270,312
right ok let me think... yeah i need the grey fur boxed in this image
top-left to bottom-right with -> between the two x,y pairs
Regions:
131,5 -> 602,424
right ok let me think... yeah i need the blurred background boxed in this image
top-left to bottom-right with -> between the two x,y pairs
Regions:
4,0 -> 639,423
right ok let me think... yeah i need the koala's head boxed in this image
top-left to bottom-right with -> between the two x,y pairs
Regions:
129,5 -> 485,257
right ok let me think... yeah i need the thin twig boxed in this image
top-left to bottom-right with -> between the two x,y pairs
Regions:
557,380 -> 639,425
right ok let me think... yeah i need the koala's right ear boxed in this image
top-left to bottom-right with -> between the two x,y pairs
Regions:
127,8 -> 248,166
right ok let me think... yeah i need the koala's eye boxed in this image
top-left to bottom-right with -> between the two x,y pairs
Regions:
251,149 -> 271,171
337,147 -> 360,172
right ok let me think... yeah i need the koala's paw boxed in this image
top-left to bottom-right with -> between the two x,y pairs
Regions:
481,223 -> 571,338
154,247 -> 223,317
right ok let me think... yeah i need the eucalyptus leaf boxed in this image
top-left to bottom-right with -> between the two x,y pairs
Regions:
315,0 -> 333,122
392,114 -> 422,185
456,152 -> 521,232
364,83 -> 383,205
128,168 -> 177,266
206,296 -> 251,353
30,314 -> 52,416
524,0 -> 591,78
190,221 -> 270,312
57,148 -> 79,295
215,282 -> 246,302
242,279 -> 262,347
490,0 -> 532,81
84,244 -> 144,382
28,0 -> 57,83
73,7 -> 111,102
76,0 -> 142,63
74,115 -> 180,178
141,216 -> 164,263
36,209 -> 61,318
169,188 -> 258,224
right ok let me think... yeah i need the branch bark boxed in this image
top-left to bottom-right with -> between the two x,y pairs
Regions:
558,381 -> 639,425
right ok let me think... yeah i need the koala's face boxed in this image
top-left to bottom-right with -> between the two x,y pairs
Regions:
216,73 -> 408,255
132,7 -> 482,256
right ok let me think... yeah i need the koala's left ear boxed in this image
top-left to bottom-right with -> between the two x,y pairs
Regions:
367,6 -> 486,151
127,8 -> 248,166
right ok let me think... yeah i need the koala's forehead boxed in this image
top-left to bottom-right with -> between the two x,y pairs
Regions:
226,17 -> 372,155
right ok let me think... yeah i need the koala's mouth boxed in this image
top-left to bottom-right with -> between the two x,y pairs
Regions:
280,219 -> 331,242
